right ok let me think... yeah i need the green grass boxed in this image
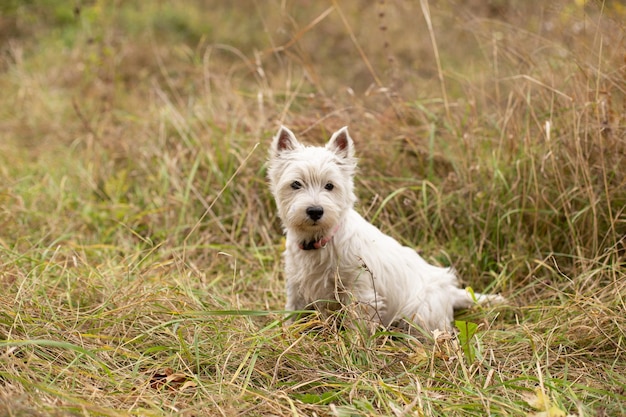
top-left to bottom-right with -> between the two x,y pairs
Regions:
1,1 -> 625,415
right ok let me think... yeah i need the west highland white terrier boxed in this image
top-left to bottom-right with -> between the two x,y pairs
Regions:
268,126 -> 504,334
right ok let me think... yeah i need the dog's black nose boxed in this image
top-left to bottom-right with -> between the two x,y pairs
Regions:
306,206 -> 324,221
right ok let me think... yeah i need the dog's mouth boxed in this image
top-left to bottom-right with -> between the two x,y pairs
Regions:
301,217 -> 325,229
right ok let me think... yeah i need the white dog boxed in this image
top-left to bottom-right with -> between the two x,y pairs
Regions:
268,126 -> 503,333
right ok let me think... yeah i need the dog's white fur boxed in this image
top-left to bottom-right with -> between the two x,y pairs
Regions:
268,126 -> 503,333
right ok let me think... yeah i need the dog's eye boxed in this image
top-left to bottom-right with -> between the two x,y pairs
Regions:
324,183 -> 334,191
291,181 -> 302,190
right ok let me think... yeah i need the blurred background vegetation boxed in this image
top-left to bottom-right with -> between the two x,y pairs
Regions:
1,0 -> 623,279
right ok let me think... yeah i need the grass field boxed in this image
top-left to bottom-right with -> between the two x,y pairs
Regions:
1,1 -> 625,416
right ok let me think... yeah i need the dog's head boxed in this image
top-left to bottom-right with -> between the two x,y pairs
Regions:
268,126 -> 357,240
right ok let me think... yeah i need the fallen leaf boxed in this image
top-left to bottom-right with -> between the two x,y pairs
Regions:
149,368 -> 196,392
180,380 -> 197,391
526,387 -> 550,410
524,387 -> 568,417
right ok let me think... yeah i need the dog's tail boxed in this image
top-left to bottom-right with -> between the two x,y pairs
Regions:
453,288 -> 506,310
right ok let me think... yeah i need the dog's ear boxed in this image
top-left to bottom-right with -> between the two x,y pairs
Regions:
326,126 -> 354,159
272,126 -> 299,155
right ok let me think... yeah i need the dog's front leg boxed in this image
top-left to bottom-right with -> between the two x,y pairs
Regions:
285,278 -> 306,310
